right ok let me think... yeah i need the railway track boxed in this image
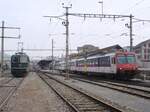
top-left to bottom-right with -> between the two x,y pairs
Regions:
73,77 -> 150,99
0,77 -> 14,85
0,77 -> 24,110
41,70 -> 150,99
39,73 -> 136,112
41,70 -> 150,88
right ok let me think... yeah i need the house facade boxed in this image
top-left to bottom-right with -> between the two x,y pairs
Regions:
134,39 -> 150,68
77,44 -> 99,53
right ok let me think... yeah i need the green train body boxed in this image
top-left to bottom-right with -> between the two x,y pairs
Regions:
11,52 -> 30,77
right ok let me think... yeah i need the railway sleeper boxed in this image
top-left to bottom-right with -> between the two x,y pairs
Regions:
77,104 -> 101,108
74,102 -> 100,105
78,107 -> 107,111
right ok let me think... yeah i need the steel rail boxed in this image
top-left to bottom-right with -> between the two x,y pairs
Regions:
74,78 -> 150,100
41,70 -> 150,97
39,74 -> 79,112
42,70 -> 150,99
0,78 -> 14,85
0,78 -> 24,110
39,72 -> 136,112
101,81 -> 150,93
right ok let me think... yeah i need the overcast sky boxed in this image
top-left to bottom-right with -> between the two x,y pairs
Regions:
0,0 -> 150,59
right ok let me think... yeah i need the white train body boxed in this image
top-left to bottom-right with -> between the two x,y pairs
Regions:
55,51 -> 138,79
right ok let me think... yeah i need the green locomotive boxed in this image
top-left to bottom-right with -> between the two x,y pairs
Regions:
11,52 -> 30,77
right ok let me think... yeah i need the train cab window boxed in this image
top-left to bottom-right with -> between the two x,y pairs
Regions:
117,55 -> 136,64
20,56 -> 28,63
12,56 -> 19,63
127,55 -> 136,64
117,55 -> 127,64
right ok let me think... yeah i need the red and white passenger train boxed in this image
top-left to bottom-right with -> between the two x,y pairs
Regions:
56,51 -> 138,80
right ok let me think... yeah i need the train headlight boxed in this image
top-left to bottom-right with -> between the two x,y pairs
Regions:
135,66 -> 138,69
120,68 -> 122,70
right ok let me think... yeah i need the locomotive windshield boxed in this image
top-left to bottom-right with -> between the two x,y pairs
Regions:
11,56 -> 19,63
11,55 -> 29,63
20,56 -> 29,63
117,54 -> 136,64
117,55 -> 127,64
127,55 -> 136,64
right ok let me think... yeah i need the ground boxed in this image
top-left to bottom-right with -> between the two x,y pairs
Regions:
2,72 -> 74,112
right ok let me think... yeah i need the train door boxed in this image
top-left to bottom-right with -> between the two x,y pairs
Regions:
111,56 -> 117,74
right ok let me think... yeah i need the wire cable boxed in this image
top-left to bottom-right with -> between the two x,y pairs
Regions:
122,0 -> 146,13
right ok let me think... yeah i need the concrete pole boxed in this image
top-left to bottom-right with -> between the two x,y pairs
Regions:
130,14 -> 133,52
65,7 -> 69,80
52,39 -> 54,73
98,1 -> 103,15
1,21 -> 4,74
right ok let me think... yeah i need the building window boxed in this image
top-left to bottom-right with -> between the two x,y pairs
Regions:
135,49 -> 140,54
144,55 -> 147,59
144,49 -> 147,53
137,55 -> 141,59
149,43 -> 150,47
144,44 -> 146,47
148,55 -> 150,60
148,49 -> 150,53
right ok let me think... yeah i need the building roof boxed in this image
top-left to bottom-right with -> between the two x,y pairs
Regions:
134,39 -> 150,49
77,44 -> 99,52
70,44 -> 123,59
78,44 -> 96,48
87,44 -> 123,56
37,59 -> 52,68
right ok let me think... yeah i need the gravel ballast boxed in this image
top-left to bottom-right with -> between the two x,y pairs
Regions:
50,74 -> 150,112
2,72 -> 75,112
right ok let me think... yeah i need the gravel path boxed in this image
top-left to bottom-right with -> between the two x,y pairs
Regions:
2,72 -> 75,112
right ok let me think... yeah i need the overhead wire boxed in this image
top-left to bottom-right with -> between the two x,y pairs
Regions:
134,0 -> 145,6
68,0 -> 72,5
122,0 -> 146,13
133,18 -> 150,22
119,0 -> 150,42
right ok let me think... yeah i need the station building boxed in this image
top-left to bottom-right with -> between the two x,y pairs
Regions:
70,44 -> 123,59
134,39 -> 150,68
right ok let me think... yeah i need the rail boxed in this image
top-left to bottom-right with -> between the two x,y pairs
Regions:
0,78 -> 24,110
39,72 -> 136,112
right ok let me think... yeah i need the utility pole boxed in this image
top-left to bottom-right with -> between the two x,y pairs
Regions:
0,21 -> 20,75
1,21 -> 4,74
51,39 -> 54,73
98,1 -> 103,15
130,14 -> 133,52
44,3 -> 72,80
125,14 -> 133,52
62,4 -> 72,80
